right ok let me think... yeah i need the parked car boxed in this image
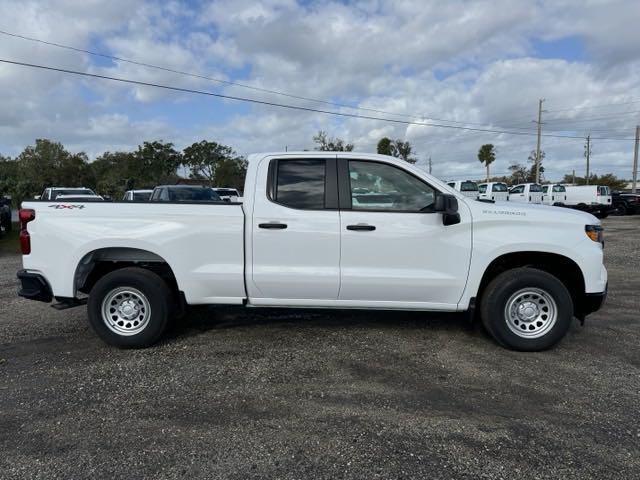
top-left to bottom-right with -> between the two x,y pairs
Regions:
213,188 -> 242,202
478,182 -> 509,201
122,190 -> 153,202
38,187 -> 97,200
149,185 -> 222,202
446,180 -> 479,199
509,183 -> 543,204
17,152 -> 607,352
611,191 -> 640,215
563,185 -> 612,218
542,184 -> 567,206
0,195 -> 11,235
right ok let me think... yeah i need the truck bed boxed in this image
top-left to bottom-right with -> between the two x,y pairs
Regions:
21,201 -> 246,304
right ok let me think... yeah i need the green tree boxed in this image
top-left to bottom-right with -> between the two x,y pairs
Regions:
376,137 -> 416,163
134,141 -> 181,186
477,144 -> 496,181
313,131 -> 354,151
214,157 -> 248,191
182,140 -> 243,186
527,149 -> 546,182
377,137 -> 393,156
561,172 -> 627,190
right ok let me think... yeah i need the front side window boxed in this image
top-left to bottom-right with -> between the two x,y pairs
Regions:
598,186 -> 610,195
510,185 -> 524,194
492,183 -> 508,192
478,184 -> 487,194
274,159 -> 326,209
348,160 -> 435,211
542,186 -> 549,193
553,185 -> 566,193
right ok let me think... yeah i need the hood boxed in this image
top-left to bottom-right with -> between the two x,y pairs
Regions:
463,199 -> 600,225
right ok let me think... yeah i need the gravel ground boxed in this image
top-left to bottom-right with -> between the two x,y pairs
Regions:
0,216 -> 639,479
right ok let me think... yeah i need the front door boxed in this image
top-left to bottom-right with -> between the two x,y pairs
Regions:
338,159 -> 472,308
250,156 -> 341,301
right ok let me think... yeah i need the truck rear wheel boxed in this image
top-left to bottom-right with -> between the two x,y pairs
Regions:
87,267 -> 172,348
480,268 -> 574,351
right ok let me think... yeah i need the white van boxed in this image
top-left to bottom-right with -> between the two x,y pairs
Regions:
564,185 -> 612,216
478,182 -> 509,201
446,180 -> 479,199
541,184 -> 567,205
509,183 -> 543,204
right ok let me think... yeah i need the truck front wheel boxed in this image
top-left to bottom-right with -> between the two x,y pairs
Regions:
87,267 -> 172,348
480,268 -> 574,351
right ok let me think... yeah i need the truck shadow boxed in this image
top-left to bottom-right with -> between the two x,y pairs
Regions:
167,305 -> 478,340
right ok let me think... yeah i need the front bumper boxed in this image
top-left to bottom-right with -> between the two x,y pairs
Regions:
17,269 -> 53,303
576,282 -> 608,320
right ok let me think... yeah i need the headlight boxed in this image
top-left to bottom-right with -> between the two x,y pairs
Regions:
585,225 -> 604,245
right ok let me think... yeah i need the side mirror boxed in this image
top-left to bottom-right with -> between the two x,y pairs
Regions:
435,193 -> 461,226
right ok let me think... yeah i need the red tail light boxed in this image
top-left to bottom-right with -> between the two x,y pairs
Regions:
19,208 -> 35,255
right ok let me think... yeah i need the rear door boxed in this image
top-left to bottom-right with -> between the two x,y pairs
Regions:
337,159 -> 472,308
250,156 -> 341,300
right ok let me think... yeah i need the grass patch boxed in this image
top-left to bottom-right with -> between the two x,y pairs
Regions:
0,223 -> 20,255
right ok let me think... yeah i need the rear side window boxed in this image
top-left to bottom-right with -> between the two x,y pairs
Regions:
461,181 -> 478,192
274,159 -> 326,209
492,183 -> 508,192
529,184 -> 542,192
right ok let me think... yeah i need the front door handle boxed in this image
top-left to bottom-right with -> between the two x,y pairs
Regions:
346,224 -> 376,231
258,222 -> 287,229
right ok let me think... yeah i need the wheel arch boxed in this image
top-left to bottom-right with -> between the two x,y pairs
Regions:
74,247 -> 180,297
475,251 -> 586,312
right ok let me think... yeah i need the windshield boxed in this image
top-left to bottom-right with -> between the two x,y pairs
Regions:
169,187 -> 221,201
133,191 -> 152,201
52,188 -> 95,199
529,184 -> 542,192
461,181 -> 478,192
492,183 -> 508,192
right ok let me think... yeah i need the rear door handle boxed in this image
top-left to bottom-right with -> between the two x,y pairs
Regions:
258,222 -> 287,229
346,224 -> 376,231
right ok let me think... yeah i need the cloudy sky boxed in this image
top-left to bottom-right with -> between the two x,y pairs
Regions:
0,0 -> 639,181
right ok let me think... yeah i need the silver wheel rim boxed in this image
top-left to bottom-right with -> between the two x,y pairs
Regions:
504,288 -> 557,339
101,287 -> 151,336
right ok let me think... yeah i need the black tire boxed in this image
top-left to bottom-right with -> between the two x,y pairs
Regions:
87,267 -> 173,348
480,268 -> 574,351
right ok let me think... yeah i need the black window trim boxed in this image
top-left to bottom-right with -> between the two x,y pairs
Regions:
267,157 -> 338,211
338,158 -> 442,214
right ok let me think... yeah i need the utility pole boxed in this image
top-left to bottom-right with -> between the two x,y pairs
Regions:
584,134 -> 591,185
534,98 -> 545,184
428,156 -> 432,175
572,169 -> 575,184
633,125 -> 639,193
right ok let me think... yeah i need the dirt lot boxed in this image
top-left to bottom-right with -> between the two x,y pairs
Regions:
0,216 -> 639,479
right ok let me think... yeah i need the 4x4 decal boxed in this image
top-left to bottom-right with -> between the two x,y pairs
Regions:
48,204 -> 86,210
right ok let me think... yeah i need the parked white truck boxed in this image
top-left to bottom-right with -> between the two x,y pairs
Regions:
17,152 -> 607,351
509,183 -> 544,204
564,185 -> 612,218
542,184 -> 567,206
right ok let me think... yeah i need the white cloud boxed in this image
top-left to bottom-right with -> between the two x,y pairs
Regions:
0,0 -> 639,182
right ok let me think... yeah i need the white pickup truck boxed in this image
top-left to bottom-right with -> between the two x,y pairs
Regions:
17,152 -> 607,351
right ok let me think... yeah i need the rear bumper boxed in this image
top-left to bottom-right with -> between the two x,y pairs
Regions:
17,269 -> 53,302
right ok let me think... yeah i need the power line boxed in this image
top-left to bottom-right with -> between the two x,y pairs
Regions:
0,28 -> 595,134
1,58 -> 637,142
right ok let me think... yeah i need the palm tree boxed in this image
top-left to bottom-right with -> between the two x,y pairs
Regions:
478,144 -> 496,181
